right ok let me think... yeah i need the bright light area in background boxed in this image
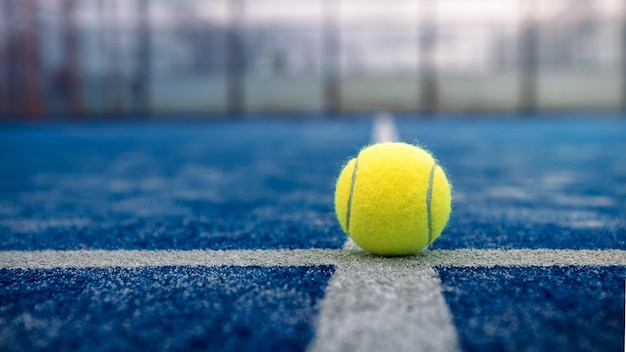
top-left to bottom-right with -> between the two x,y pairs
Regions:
81,0 -> 625,26
436,0 -> 520,23
247,0 -> 323,23
337,0 -> 624,24
535,0 -> 623,20
434,0 -> 622,23
339,0 -> 418,24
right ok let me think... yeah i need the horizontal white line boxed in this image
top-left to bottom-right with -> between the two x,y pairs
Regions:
1,248 -> 625,269
425,248 -> 626,268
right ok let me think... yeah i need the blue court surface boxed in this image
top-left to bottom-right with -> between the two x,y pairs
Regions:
0,116 -> 625,351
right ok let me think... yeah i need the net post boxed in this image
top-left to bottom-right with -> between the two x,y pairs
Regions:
227,0 -> 244,117
418,0 -> 438,114
19,0 -> 45,119
133,0 -> 152,116
519,0 -> 538,114
323,0 -> 340,116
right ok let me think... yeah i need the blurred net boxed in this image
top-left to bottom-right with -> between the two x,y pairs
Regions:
0,0 -> 623,117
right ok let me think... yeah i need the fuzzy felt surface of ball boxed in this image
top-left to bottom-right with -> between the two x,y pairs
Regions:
335,142 -> 452,256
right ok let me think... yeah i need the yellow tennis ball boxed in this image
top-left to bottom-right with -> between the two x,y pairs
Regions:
334,142 -> 452,256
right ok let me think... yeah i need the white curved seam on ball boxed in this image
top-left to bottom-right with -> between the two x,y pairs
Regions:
346,157 -> 359,234
426,162 -> 436,245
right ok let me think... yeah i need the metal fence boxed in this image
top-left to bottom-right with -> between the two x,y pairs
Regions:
0,0 -> 624,118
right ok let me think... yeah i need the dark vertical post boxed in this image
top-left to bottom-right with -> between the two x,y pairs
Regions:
62,0 -> 83,116
97,0 -> 106,114
621,0 -> 626,111
105,0 -> 123,115
1,0 -> 20,116
323,0 -> 340,115
227,0 -> 244,116
0,2 -> 4,116
418,0 -> 438,113
3,0 -> 44,118
20,0 -> 44,118
134,0 -> 151,115
519,0 -> 538,113
0,0 -> 5,119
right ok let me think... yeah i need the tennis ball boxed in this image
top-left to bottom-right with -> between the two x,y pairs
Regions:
334,142 -> 451,256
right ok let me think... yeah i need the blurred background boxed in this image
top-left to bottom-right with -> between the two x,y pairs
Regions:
0,0 -> 624,119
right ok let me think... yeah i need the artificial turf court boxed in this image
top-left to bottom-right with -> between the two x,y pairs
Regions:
0,115 -> 625,351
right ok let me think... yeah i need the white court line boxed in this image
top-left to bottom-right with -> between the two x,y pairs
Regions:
1,248 -> 625,269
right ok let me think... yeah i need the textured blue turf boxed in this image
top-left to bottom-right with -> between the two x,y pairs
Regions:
1,116 -> 625,352
1,118 -> 624,250
0,119 -> 369,250
436,265 -> 626,352
0,265 -> 335,352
